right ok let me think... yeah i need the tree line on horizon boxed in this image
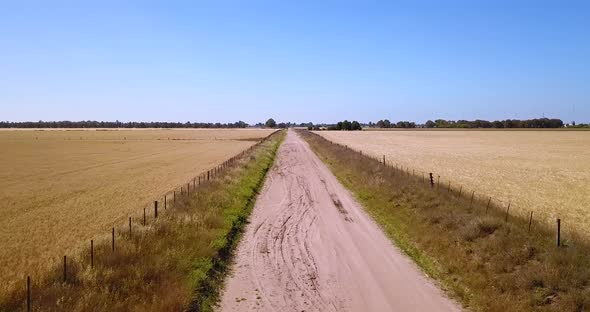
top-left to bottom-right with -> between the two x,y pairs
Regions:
369,118 -> 569,129
2,117 -> 587,130
0,120 -> 250,129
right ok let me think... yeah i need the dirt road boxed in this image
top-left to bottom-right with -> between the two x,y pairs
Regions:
219,130 -> 460,311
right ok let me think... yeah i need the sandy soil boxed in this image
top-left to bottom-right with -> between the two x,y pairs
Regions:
219,130 -> 460,311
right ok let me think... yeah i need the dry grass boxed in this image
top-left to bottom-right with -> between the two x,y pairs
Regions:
316,130 -> 590,236
300,130 -> 590,311
0,129 -> 284,311
0,129 -> 274,293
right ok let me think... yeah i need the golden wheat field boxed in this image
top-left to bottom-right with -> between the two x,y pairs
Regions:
317,130 -> 590,235
0,128 -> 274,290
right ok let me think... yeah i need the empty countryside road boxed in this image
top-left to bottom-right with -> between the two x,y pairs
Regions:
219,130 -> 460,311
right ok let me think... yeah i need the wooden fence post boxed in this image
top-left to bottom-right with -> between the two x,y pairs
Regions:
90,240 -> 94,269
383,155 -> 385,165
154,201 -> 158,218
528,211 -> 534,233
63,256 -> 67,282
470,191 -> 475,208
129,217 -> 132,235
458,186 -> 463,197
27,276 -> 31,312
447,181 -> 451,193
505,202 -> 511,222
112,228 -> 115,252
429,173 -> 434,188
173,191 -> 176,203
143,208 -> 146,225
164,195 -> 167,210
437,176 -> 440,190
557,219 -> 561,247
486,197 -> 491,214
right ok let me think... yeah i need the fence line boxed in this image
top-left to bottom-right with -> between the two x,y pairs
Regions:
317,134 -> 566,248
22,129 -> 280,311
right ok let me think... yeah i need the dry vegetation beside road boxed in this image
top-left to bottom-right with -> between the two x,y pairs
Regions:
0,129 -> 274,293
0,129 -> 284,311
316,130 -> 590,236
300,130 -> 590,311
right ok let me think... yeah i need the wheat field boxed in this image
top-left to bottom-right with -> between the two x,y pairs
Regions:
317,130 -> 590,236
0,129 -> 274,290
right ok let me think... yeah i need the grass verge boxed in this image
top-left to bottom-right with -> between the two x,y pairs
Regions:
298,130 -> 590,312
0,130 -> 285,312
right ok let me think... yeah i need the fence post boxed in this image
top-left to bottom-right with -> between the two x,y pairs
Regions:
164,195 -> 167,210
429,173 -> 434,188
90,240 -> 94,269
143,208 -> 146,225
63,256 -> 67,282
154,201 -> 158,218
486,197 -> 491,214
505,202 -> 511,222
27,276 -> 31,312
208,171 -> 210,181
174,191 -> 176,203
447,181 -> 451,193
129,217 -> 132,235
458,186 -> 462,197
112,227 -> 115,252
437,176 -> 440,190
528,211 -> 534,233
470,191 -> 475,207
557,219 -> 561,247
383,155 -> 385,164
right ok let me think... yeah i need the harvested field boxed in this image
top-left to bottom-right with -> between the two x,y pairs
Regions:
316,130 -> 590,235
0,128 -> 274,292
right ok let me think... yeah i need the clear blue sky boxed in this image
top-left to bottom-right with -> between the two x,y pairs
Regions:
1,0 -> 589,124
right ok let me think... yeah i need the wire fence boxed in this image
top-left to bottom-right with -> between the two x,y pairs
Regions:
20,130 -> 280,311
321,136 -> 570,247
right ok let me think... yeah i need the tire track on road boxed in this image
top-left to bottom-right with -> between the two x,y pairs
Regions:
219,130 -> 460,311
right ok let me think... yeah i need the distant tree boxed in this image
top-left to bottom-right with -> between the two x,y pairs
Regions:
492,120 -> 504,128
341,120 -> 352,130
265,118 -> 277,128
425,120 -> 436,128
277,122 -> 287,129
395,121 -> 416,128
351,121 -> 362,130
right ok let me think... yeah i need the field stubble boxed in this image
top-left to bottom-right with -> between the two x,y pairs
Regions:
0,129 -> 274,292
302,130 -> 590,311
316,130 -> 590,236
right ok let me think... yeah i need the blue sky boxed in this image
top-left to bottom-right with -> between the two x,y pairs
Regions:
1,0 -> 589,124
